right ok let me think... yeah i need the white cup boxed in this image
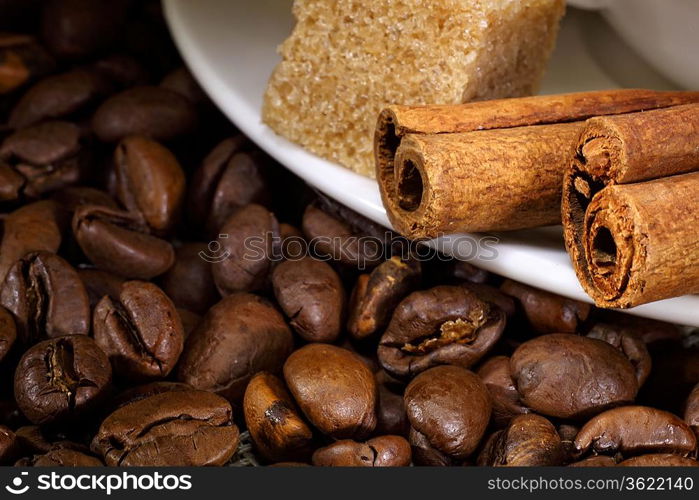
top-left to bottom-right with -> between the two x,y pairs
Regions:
568,0 -> 699,89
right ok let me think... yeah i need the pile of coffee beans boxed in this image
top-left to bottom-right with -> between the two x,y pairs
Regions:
1,1 -> 698,467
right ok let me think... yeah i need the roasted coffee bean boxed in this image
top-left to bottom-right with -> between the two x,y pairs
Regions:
91,54 -> 149,89
312,435 -> 411,467
618,454 -> 699,467
558,424 -> 580,462
77,268 -> 124,307
14,425 -> 53,455
1,251 -> 90,344
279,223 -> 305,259
178,293 -> 293,404
272,257 -> 344,343
348,257 -> 421,340
500,279 -> 591,334
593,310 -> 683,346
510,334 -> 638,419
477,355 -> 529,427
19,447 -> 103,466
0,121 -> 87,199
72,204 -> 175,279
0,200 -> 64,283
243,372 -> 313,462
587,323 -> 652,386
450,261 -> 490,284
14,335 -> 111,425
8,69 -> 111,128
460,282 -> 516,318
52,186 -> 117,214
93,281 -> 184,381
378,286 -> 505,378
92,390 -> 239,467
92,86 -> 197,143
114,136 -> 185,234
0,34 -> 54,94
161,67 -> 208,106
568,456 -> 618,467
477,414 -> 563,466
408,426 -> 454,466
685,383 -> 699,438
302,205 -> 384,268
0,425 -> 19,465
158,243 -> 219,315
211,204 -> 280,295
404,366 -> 491,461
575,406 -> 697,457
0,305 -> 16,363
107,381 -> 192,414
284,344 -> 377,439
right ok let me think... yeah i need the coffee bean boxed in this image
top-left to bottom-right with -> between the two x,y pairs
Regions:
500,279 -> 591,334
178,293 -> 293,404
77,268 -> 124,307
404,366 -> 491,461
510,334 -> 638,419
92,86 -> 197,143
0,305 -> 16,363
91,54 -> 149,89
685,383 -> 699,439
0,34 -> 55,94
378,286 -> 505,378
107,381 -> 193,414
14,335 -> 111,425
114,136 -> 185,234
312,435 -> 411,467
243,372 -> 313,462
52,186 -> 117,214
91,390 -> 239,466
72,204 -> 175,279
586,323 -> 652,386
568,456 -> 617,467
575,406 -> 697,457
1,251 -> 90,344
272,256 -> 344,343
211,204 -> 280,295
376,377 -> 409,437
348,256 -> 421,340
477,414 -> 563,466
93,280 -> 184,381
158,242 -> 219,315
20,447 -> 104,466
408,426 -> 454,466
177,308 -> 201,339
0,425 -> 19,465
477,355 -> 529,428
284,344 -> 377,439
618,454 -> 699,467
160,67 -> 207,105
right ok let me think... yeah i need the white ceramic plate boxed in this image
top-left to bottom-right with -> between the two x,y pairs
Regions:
164,0 -> 699,327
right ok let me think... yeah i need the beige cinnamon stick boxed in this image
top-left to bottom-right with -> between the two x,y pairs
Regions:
376,90 -> 699,238
562,104 -> 699,308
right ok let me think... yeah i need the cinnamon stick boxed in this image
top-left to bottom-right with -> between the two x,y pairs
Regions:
562,104 -> 699,308
375,89 -> 699,238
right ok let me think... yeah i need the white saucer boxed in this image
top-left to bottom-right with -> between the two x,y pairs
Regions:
164,0 -> 699,327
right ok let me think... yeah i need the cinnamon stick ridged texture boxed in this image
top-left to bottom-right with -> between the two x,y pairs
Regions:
376,90 -> 699,239
563,104 -> 699,308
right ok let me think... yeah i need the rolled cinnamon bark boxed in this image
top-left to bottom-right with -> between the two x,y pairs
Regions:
376,90 -> 699,238
563,104 -> 699,308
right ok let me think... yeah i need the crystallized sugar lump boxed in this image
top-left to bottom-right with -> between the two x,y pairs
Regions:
263,0 -> 566,177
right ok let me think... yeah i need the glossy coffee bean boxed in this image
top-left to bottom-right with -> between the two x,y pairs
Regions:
20,447 -> 104,467
0,306 -> 16,363
0,251 -> 90,344
93,281 -> 184,381
460,282 -> 517,318
0,200 -> 64,283
114,136 -> 186,234
108,382 -> 194,415
178,293 -> 293,404
404,366 -> 491,461
272,257 -> 344,343
158,242 -> 219,315
8,69 -> 111,128
348,256 -> 421,340
91,390 -> 239,467
0,425 -> 19,465
243,372 -> 313,462
312,435 -> 411,467
211,204 -> 280,295
408,426 -> 454,466
685,383 -> 699,439
477,414 -> 563,466
575,406 -> 697,457
378,286 -> 505,378
618,454 -> 699,467
92,86 -> 197,143
510,334 -> 638,419
301,205 -> 384,269
14,336 -> 111,425
72,204 -> 175,279
500,279 -> 591,334
284,344 -> 377,439
477,355 -> 529,428
586,323 -> 652,386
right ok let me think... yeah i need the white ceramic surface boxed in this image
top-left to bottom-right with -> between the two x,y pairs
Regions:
569,0 -> 699,89
164,0 -> 699,327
